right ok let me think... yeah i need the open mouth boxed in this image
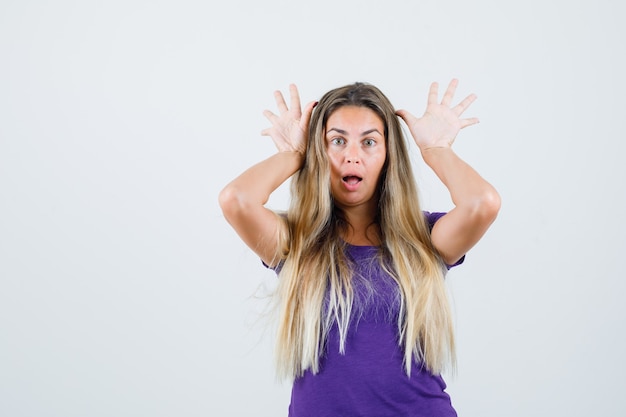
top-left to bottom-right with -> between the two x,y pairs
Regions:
342,175 -> 362,185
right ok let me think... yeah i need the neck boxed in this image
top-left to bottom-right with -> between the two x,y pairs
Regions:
339,204 -> 381,246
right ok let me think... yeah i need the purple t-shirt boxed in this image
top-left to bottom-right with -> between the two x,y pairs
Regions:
272,212 -> 462,417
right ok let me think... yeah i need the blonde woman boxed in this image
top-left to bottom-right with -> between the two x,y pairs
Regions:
219,79 -> 500,416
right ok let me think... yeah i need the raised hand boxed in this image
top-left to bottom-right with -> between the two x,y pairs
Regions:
396,79 -> 479,151
261,84 -> 317,155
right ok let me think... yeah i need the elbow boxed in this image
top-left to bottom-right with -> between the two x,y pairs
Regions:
219,181 -> 269,224
459,187 -> 501,226
477,187 -> 501,224
218,184 -> 246,221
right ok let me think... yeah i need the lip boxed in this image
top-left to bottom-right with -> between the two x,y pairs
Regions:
341,174 -> 363,191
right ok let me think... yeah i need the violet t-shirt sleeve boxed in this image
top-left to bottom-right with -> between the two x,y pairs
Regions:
424,211 -> 465,269
262,259 -> 282,273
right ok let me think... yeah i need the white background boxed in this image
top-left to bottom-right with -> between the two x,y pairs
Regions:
1,0 -> 625,416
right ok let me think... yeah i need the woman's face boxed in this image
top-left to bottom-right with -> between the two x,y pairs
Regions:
325,105 -> 387,214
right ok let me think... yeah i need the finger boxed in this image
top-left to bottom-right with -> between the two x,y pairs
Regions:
262,109 -> 276,120
441,79 -> 458,107
274,90 -> 289,114
262,109 -> 279,124
427,82 -> 439,105
300,100 -> 317,129
460,117 -> 480,129
453,93 -> 477,116
395,109 -> 415,124
289,84 -> 302,117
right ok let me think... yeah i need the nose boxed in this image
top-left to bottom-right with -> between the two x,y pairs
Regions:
345,143 -> 360,164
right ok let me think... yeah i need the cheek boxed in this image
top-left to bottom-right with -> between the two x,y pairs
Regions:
373,152 -> 387,173
326,153 -> 342,172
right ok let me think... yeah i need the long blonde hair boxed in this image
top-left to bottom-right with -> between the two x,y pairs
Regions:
273,82 -> 455,379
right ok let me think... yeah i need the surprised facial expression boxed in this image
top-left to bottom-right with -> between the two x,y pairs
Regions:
325,106 -> 387,213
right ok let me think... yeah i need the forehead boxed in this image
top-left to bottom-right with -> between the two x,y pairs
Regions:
325,106 -> 384,133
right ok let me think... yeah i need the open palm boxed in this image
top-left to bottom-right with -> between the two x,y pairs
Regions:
396,79 -> 479,151
261,84 -> 316,155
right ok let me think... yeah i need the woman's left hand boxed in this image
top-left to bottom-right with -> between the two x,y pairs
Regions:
396,79 -> 479,152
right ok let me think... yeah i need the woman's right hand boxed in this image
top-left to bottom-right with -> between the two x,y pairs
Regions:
261,84 -> 317,156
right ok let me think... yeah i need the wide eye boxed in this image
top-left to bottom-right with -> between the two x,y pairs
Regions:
363,138 -> 376,147
331,137 -> 346,146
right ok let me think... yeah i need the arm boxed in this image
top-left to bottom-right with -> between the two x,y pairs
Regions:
421,147 -> 500,265
218,84 -> 316,267
397,79 -> 501,265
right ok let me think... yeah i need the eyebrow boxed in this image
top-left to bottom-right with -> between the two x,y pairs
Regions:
326,127 -> 383,136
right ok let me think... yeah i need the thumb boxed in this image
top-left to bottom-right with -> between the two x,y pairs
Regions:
395,109 -> 414,124
300,100 -> 318,129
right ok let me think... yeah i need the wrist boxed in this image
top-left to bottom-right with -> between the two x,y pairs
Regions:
420,146 -> 456,167
420,145 -> 453,157
277,150 -> 305,167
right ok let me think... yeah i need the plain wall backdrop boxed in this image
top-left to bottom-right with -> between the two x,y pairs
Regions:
1,0 -> 624,416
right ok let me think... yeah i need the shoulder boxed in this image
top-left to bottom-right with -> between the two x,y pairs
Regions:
423,211 -> 446,230
423,211 -> 465,269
